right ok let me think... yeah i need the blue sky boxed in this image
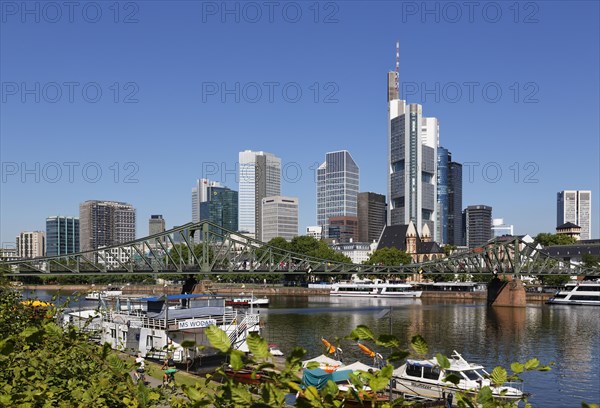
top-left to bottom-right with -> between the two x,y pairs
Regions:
1,0 -> 599,245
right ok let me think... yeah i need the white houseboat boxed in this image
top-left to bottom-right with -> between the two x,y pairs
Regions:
547,281 -> 600,306
98,293 -> 260,363
392,350 -> 524,404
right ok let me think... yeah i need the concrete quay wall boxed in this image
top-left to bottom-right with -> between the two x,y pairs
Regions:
20,284 -> 552,301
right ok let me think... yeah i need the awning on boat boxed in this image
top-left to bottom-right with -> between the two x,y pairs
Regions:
147,306 -> 226,320
302,354 -> 342,368
301,368 -> 352,390
342,361 -> 378,372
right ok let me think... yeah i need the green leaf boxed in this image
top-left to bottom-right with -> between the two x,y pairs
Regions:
303,386 -> 320,401
524,358 -> 540,370
375,334 -> 401,348
246,333 -> 269,359
477,386 -> 494,405
229,349 -> 245,371
287,381 -> 302,392
511,362 -> 524,374
368,375 -> 390,392
387,350 -> 409,362
322,380 -> 339,397
180,340 -> 197,348
19,326 -> 43,343
582,403 -> 600,408
349,325 -> 375,341
443,373 -> 462,385
490,366 -> 507,387
410,335 -> 428,357
230,384 -> 253,405
436,353 -> 450,369
184,385 -> 207,402
205,325 -> 231,352
0,338 -> 15,355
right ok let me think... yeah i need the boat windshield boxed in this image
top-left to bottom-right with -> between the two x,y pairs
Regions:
463,370 -> 484,381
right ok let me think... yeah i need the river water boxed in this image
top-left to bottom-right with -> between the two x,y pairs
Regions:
26,290 -> 599,407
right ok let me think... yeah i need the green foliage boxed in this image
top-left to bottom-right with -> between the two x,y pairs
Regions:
0,287 -> 162,407
364,247 -> 412,266
581,253 -> 600,269
540,274 -> 570,286
443,244 -> 457,257
534,233 -> 577,246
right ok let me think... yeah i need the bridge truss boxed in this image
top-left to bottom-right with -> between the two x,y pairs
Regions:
1,222 -> 598,278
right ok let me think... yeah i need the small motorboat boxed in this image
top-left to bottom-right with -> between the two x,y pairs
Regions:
392,350 -> 524,404
223,366 -> 272,385
225,295 -> 269,308
269,344 -> 284,356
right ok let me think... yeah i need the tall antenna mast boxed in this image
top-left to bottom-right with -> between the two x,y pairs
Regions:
395,41 -> 400,98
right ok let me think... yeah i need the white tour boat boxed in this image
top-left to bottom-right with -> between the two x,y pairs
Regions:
96,293 -> 260,363
547,281 -> 600,306
392,350 -> 525,404
85,289 -> 123,300
330,276 -> 422,298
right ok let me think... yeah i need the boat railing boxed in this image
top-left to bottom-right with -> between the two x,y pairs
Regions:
493,381 -> 524,395
224,313 -> 260,347
104,309 -> 240,331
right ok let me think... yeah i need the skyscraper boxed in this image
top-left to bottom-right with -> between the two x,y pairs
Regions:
463,205 -> 492,249
79,200 -> 136,252
316,150 -> 359,238
387,73 -> 438,235
436,147 -> 449,244
192,178 -> 223,242
46,216 -> 79,256
357,192 -> 386,243
200,186 -> 238,235
448,160 -> 463,246
239,150 -> 281,239
261,196 -> 298,242
149,215 -> 165,236
328,216 -> 359,243
557,190 -> 592,240
16,231 -> 45,258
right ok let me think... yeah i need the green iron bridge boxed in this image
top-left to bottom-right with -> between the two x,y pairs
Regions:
1,221 -> 598,278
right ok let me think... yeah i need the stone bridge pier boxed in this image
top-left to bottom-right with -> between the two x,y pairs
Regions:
487,276 -> 526,307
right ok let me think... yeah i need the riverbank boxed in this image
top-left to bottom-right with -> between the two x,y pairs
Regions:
19,284 -> 553,301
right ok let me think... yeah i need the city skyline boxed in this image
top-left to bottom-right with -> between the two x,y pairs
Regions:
1,2 -> 598,244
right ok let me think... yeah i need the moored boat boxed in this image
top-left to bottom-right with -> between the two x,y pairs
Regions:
87,293 -> 260,364
547,280 -> 600,306
225,295 -> 269,308
392,350 -> 524,404
330,276 -> 422,298
85,288 -> 123,300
